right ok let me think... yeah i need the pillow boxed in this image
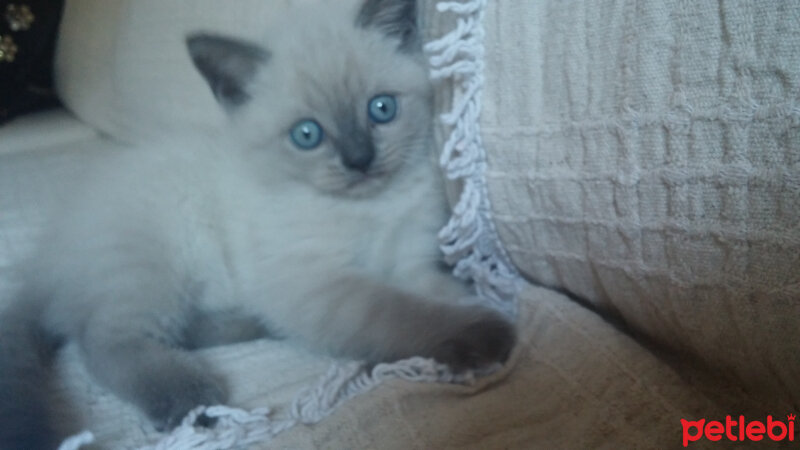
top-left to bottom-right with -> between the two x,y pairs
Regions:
478,1 -> 800,404
56,0 -> 442,142
55,0 -> 291,142
0,0 -> 64,125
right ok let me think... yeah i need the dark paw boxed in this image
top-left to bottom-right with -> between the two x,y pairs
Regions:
194,412 -> 219,429
431,310 -> 516,372
141,371 -> 227,432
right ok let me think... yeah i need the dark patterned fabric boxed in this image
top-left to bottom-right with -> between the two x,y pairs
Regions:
0,0 -> 64,125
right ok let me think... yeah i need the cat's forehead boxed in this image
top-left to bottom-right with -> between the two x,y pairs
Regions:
254,7 -> 427,109
286,34 -> 416,89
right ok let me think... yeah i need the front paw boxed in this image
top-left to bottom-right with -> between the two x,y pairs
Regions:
138,368 -> 228,431
431,309 -> 516,372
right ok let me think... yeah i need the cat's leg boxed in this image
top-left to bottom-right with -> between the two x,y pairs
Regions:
78,298 -> 227,430
271,272 -> 516,371
182,308 -> 275,349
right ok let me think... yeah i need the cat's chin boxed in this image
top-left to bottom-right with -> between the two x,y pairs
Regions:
339,171 -> 393,198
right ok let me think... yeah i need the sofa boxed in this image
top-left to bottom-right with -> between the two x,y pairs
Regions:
1,0 -> 797,448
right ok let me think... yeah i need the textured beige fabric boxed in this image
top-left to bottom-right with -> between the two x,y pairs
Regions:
480,1 -> 800,405
267,284 -> 741,450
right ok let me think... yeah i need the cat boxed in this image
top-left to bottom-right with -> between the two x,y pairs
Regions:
0,0 -> 515,448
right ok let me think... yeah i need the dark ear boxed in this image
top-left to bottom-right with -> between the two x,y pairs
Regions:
356,0 -> 418,51
186,33 -> 269,110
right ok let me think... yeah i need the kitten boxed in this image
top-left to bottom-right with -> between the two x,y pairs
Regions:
0,0 -> 515,448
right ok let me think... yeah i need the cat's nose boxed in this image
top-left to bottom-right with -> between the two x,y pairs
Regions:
340,144 -> 375,172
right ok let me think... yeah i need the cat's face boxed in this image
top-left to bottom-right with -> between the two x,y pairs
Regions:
188,0 -> 432,197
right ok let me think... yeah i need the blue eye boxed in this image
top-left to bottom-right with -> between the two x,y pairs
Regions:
290,119 -> 324,150
368,94 -> 397,124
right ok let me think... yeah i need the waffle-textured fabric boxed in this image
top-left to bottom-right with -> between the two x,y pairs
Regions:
481,0 -> 800,405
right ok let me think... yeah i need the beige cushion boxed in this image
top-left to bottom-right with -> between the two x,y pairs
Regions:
267,284 -> 750,449
479,1 -> 800,404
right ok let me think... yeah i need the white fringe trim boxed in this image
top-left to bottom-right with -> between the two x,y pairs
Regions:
57,431 -> 95,450
425,0 -> 522,316
59,1 -> 521,448
58,359 -> 488,450
138,359 -> 489,450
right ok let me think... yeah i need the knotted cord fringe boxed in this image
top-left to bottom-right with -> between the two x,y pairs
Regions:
425,0 -> 521,316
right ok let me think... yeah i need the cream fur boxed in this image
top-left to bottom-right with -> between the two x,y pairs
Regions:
0,2 -> 515,447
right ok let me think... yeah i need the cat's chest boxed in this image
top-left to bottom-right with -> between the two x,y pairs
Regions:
349,200 -> 442,277
226,177 -> 444,283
